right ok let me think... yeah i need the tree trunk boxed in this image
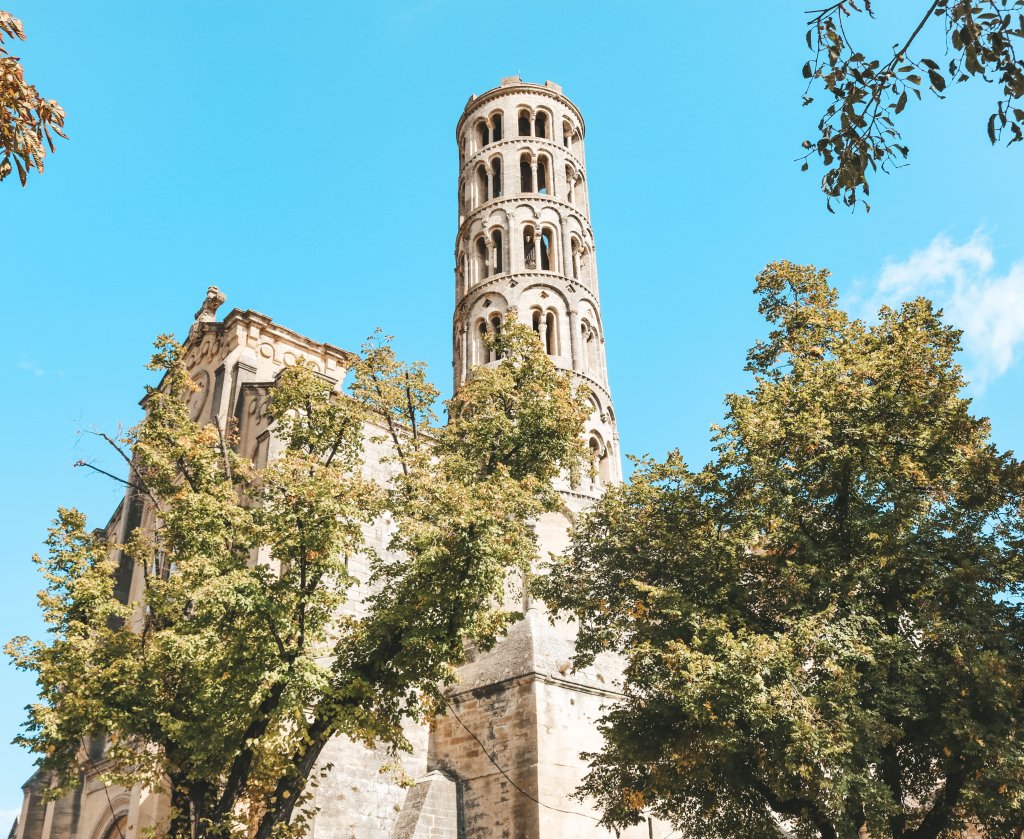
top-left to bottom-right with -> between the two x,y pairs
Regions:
252,721 -> 330,839
168,780 -> 191,839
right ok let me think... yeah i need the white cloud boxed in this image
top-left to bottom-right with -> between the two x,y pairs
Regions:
17,357 -> 44,377
868,232 -> 1024,389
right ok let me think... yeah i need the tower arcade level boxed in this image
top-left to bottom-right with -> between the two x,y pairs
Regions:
453,76 -> 621,493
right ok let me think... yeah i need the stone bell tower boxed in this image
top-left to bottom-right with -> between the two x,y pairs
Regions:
452,76 -> 620,497
426,78 -> 648,839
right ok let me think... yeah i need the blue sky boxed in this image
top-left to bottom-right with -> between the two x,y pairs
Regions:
3,0 -> 1024,817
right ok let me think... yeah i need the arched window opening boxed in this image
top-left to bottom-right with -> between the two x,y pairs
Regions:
459,252 -> 467,291
566,167 -> 576,205
491,113 -> 503,141
535,111 -> 548,139
101,815 -> 129,839
476,120 -> 489,149
539,228 -> 553,271
490,158 -> 502,198
477,320 -> 488,365
589,436 -> 603,488
475,236 -> 488,282
530,309 -> 556,355
599,442 -> 613,484
563,121 -> 573,149
520,154 -> 533,193
570,237 -> 581,280
523,227 -> 536,269
584,323 -> 597,374
580,320 -> 595,371
491,230 -> 504,274
537,156 -> 549,195
476,164 -> 489,205
490,314 -> 503,360
518,110 -> 532,136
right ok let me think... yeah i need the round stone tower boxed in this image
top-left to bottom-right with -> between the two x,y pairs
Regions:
428,79 -> 656,839
453,76 -> 620,496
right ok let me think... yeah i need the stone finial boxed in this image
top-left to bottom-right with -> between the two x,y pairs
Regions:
194,286 -> 226,323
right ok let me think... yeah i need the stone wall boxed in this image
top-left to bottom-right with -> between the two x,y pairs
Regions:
430,675 -> 539,839
391,772 -> 459,839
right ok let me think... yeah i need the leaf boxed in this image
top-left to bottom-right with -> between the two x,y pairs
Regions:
803,61 -> 813,79
895,91 -> 908,114
928,69 -> 946,91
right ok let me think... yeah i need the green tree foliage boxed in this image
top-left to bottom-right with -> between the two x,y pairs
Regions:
0,11 -> 65,185
802,1 -> 1024,210
8,319 -> 589,839
540,262 -> 1024,839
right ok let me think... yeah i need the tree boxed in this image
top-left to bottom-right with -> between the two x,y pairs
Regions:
802,1 -> 1024,210
7,319 -> 589,839
0,11 -> 66,185
540,262 -> 1024,839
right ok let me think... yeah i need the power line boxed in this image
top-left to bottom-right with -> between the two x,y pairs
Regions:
443,696 -> 685,838
80,737 -> 126,839
440,696 -> 598,827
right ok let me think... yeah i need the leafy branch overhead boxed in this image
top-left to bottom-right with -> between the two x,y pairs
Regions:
7,320 -> 589,839
540,262 -> 1024,839
802,0 -> 1024,210
0,11 -> 66,185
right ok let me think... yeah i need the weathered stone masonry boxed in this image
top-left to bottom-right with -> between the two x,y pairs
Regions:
10,78 -> 654,839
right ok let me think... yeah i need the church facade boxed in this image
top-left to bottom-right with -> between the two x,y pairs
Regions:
11,78 -> 652,839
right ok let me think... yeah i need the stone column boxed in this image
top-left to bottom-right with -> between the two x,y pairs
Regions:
512,211 -> 524,272
461,326 -> 469,384
568,308 -> 582,373
561,223 -> 574,278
